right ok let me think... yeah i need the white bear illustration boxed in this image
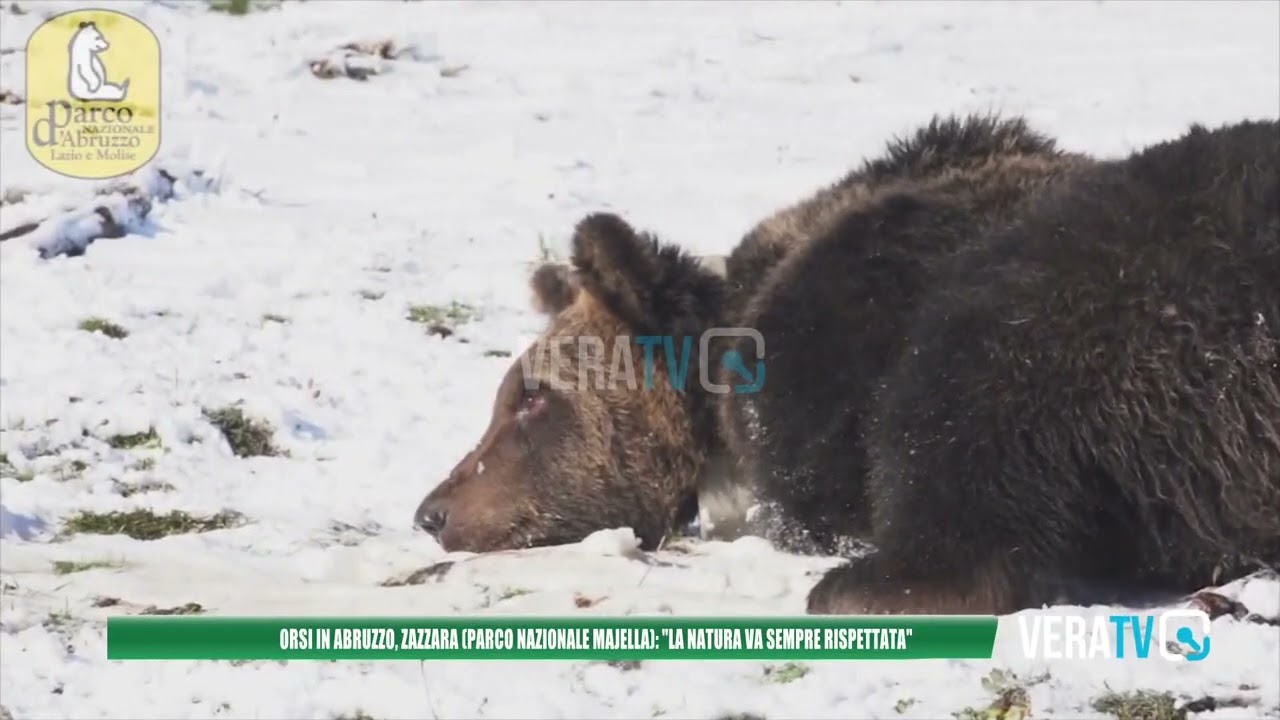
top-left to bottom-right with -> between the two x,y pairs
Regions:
67,21 -> 130,102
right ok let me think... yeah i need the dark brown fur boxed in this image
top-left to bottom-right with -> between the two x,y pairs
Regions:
419,114 -> 1279,617
718,116 -> 1091,552
724,114 -> 1066,314
803,119 -> 1280,614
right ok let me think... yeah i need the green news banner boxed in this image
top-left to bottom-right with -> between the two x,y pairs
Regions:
107,616 -> 997,661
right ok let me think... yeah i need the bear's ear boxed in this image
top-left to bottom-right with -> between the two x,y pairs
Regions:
570,213 -> 659,331
570,212 -> 724,337
529,263 -> 578,317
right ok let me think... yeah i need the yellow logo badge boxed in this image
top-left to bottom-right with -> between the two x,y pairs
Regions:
25,8 -> 161,179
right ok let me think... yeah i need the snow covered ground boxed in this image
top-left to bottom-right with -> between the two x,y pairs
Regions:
1,1 -> 1278,718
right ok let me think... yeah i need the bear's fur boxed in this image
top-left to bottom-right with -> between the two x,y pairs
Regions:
419,113 -> 1280,616
416,112 -> 1092,566
801,118 -> 1280,614
723,115 -> 1069,313
414,213 -> 725,552
718,115 -> 1091,553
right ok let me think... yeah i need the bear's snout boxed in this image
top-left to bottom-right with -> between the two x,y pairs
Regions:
413,442 -> 506,551
413,494 -> 450,539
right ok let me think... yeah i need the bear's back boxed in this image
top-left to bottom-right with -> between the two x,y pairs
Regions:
936,119 -> 1279,311
723,114 -> 1082,321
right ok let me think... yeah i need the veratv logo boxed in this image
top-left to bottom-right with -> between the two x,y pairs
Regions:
519,328 -> 766,396
1017,610 -> 1211,662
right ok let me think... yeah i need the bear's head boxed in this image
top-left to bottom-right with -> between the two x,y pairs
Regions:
413,213 -> 725,553
74,22 -> 109,53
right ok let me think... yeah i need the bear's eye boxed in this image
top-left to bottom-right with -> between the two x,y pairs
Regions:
516,391 -> 548,421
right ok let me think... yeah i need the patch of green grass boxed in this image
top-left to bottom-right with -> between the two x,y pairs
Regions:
713,715 -> 766,720
261,313 -> 289,324
406,301 -> 478,328
1,454 -> 34,482
44,609 -> 76,629
358,289 -> 384,301
78,317 -> 128,339
133,457 -> 156,471
331,712 -> 376,720
117,479 -> 176,498
62,509 -> 242,540
763,662 -> 809,684
52,559 -> 122,575
606,659 -> 642,672
381,561 -> 455,587
0,453 -> 17,480
51,458 -> 85,482
108,427 -> 161,450
498,587 -> 532,601
140,602 -> 204,615
204,406 -> 280,458
1092,691 -> 1182,720
483,349 -> 512,358
952,669 -> 1043,720
982,669 -> 1045,693
208,0 -> 250,14
895,698 -> 918,714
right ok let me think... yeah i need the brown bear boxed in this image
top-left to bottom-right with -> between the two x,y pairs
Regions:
414,113 -> 1089,561
717,115 -> 1093,554
800,118 -> 1280,615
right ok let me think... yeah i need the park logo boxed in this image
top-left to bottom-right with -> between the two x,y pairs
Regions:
25,8 -> 160,179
